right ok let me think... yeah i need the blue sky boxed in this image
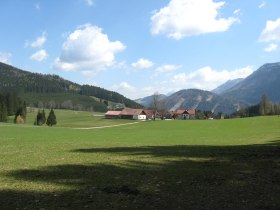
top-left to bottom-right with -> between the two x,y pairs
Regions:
0,0 -> 280,99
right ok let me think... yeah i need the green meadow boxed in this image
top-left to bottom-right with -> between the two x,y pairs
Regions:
0,111 -> 279,209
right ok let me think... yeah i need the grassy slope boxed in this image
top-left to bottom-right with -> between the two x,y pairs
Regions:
8,109 -> 133,128
0,116 -> 279,209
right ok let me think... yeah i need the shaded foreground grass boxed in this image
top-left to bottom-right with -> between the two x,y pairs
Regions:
0,117 -> 279,209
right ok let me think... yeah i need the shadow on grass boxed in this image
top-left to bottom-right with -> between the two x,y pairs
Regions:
1,140 -> 280,209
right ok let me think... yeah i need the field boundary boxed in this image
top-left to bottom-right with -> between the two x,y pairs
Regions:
72,121 -> 140,130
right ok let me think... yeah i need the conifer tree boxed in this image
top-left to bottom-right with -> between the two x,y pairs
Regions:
35,109 -> 46,125
46,109 -> 57,126
0,101 -> 8,122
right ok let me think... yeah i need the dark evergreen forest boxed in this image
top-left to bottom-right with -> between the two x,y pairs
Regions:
0,62 -> 142,112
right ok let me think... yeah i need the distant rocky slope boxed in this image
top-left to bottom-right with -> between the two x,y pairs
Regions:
164,89 -> 241,114
212,78 -> 243,94
135,94 -> 167,108
221,62 -> 280,105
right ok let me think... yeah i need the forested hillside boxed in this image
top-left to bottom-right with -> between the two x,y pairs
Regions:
0,62 -> 142,112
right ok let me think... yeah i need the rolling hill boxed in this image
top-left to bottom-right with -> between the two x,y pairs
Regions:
0,62 -> 142,112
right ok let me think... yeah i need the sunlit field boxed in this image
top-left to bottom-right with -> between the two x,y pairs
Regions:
0,115 -> 279,209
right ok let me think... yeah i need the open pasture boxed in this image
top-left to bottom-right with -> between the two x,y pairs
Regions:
0,116 -> 279,209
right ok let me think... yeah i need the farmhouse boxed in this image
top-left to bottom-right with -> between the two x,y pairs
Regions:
144,109 -> 154,120
105,108 -> 196,120
120,109 -> 147,120
173,109 -> 196,120
105,111 -> 122,119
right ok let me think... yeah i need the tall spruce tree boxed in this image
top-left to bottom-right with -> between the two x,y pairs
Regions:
46,109 -> 57,126
0,101 -> 8,122
35,109 -> 46,125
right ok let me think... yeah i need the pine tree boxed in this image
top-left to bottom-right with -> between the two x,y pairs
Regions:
46,109 -> 57,126
35,109 -> 46,125
0,101 -> 8,122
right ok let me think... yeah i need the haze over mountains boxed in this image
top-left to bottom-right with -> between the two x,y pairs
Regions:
136,62 -> 280,114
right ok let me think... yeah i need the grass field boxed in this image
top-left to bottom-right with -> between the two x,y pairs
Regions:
0,113 -> 279,209
8,109 -> 133,128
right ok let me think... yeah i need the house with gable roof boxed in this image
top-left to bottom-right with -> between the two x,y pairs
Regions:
173,109 -> 196,120
120,109 -> 147,120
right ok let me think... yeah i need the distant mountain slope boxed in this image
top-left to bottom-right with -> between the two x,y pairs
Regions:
222,62 -> 280,104
135,94 -> 167,108
165,89 -> 241,114
0,62 -> 142,111
212,78 -> 243,94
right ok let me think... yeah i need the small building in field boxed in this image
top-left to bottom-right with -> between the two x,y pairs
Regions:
173,109 -> 196,120
105,111 -> 122,119
144,109 -> 155,120
120,109 -> 147,120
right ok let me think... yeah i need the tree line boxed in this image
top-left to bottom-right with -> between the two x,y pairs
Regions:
233,95 -> 280,118
0,93 -> 27,122
0,62 -> 142,111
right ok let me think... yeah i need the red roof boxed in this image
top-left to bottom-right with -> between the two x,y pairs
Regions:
175,110 -> 188,114
144,110 -> 154,118
120,109 -> 146,116
105,111 -> 122,116
187,109 -> 195,115
174,109 -> 195,115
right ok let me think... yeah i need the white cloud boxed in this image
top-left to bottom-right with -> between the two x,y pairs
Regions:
131,58 -> 154,69
171,66 -> 253,90
258,1 -> 266,9
155,64 -> 180,73
150,0 -> 238,39
112,82 -> 137,98
30,49 -> 48,62
264,43 -> 278,52
0,52 -> 12,64
111,66 -> 254,99
259,18 -> 280,42
26,32 -> 47,48
53,24 -> 126,73
112,82 -> 168,99
233,9 -> 241,15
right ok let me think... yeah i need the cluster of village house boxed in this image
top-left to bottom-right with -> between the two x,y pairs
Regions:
105,109 -> 196,120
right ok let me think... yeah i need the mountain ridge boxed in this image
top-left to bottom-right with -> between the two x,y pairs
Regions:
0,62 -> 142,111
212,78 -> 243,94
221,62 -> 280,105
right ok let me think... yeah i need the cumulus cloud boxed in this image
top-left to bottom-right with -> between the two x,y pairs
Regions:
26,32 -> 47,48
30,49 -> 48,62
112,82 -> 137,98
53,24 -> 126,73
131,58 -> 154,69
112,82 -> 167,99
150,0 -> 238,39
264,43 -> 278,52
156,64 -> 180,73
0,52 -> 12,64
171,66 -> 253,90
259,18 -> 280,42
